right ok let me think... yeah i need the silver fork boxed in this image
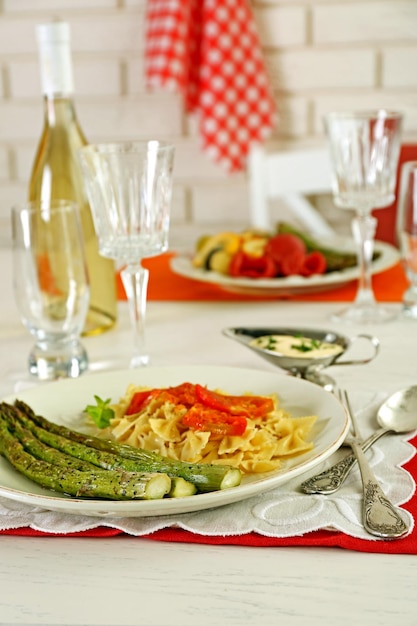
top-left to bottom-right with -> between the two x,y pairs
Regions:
338,389 -> 408,539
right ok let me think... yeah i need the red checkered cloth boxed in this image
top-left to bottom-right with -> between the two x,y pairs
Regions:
145,0 -> 277,172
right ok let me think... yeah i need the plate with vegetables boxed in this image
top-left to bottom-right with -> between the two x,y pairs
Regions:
0,366 -> 349,518
171,223 -> 399,295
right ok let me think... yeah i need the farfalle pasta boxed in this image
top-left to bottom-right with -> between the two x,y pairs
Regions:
109,383 -> 317,473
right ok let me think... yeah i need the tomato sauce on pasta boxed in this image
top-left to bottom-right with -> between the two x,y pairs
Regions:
108,382 -> 318,473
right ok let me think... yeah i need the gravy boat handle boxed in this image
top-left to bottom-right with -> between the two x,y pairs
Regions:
330,334 -> 380,368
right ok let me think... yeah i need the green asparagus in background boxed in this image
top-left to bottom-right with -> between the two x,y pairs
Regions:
276,222 -> 381,272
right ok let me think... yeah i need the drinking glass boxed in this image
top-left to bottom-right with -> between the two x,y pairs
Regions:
324,110 -> 402,324
12,200 -> 90,380
397,161 -> 417,318
79,140 -> 175,367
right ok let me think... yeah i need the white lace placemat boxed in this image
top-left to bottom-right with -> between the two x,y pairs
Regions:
0,391 -> 415,541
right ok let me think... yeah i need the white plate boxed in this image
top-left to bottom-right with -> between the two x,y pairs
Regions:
0,366 -> 349,518
170,239 -> 399,296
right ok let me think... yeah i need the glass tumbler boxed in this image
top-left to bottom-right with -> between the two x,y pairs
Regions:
12,200 -> 90,380
397,161 -> 417,318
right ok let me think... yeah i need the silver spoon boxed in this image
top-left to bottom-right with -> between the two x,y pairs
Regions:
301,385 -> 417,495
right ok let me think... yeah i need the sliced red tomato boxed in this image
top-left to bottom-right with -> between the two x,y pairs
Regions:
265,234 -> 306,265
125,389 -> 160,415
127,383 -> 198,414
301,251 -> 327,276
126,383 -> 274,428
195,384 -> 274,418
279,251 -> 306,276
229,251 -> 278,278
182,405 -> 247,437
162,382 -> 198,406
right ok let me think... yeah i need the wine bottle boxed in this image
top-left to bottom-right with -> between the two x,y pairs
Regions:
29,20 -> 117,336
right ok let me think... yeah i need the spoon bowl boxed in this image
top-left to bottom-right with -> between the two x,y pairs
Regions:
377,385 -> 417,433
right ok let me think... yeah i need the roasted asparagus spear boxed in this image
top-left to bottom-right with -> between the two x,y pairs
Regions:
0,409 -> 171,500
10,401 -> 242,492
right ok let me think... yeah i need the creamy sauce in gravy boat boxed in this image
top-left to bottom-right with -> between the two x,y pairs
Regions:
223,327 -> 380,390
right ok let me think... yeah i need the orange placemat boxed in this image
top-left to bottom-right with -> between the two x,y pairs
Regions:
116,253 -> 407,303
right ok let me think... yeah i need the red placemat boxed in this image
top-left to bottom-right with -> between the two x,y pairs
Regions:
2,433 -> 415,553
117,253 -> 407,304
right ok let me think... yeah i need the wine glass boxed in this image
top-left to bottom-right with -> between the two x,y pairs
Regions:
79,140 -> 175,367
12,200 -> 90,380
397,160 -> 417,318
324,110 -> 403,324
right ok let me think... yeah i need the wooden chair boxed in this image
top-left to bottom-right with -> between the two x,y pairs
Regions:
247,144 -> 335,237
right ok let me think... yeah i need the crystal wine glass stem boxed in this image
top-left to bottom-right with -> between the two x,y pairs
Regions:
120,262 -> 150,367
351,213 -> 377,307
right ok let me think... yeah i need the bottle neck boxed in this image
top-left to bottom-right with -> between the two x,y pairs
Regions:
37,22 -> 74,97
43,95 -> 78,127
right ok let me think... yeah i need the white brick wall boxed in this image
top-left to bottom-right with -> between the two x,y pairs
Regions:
313,2 -> 417,43
0,0 -> 416,247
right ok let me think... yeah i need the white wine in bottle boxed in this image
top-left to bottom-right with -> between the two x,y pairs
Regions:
29,20 -> 117,336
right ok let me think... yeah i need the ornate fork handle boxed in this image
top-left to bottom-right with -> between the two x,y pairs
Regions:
337,389 -> 408,539
301,428 -> 390,494
349,439 -> 408,538
362,478 -> 409,538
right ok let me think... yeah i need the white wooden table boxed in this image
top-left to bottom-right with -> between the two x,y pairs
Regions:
0,246 -> 416,626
